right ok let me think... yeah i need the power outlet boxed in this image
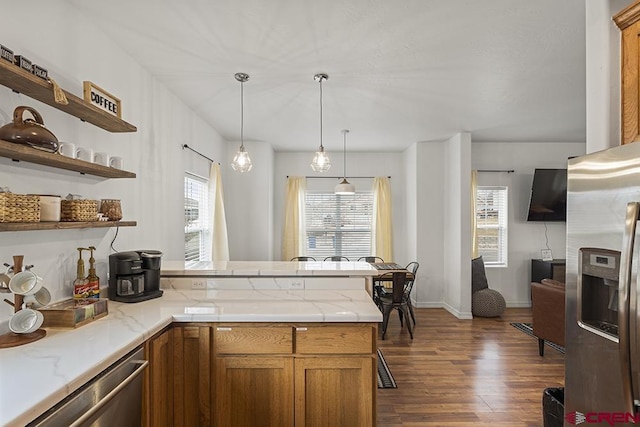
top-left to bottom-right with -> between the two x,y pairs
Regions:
289,281 -> 304,290
192,279 -> 206,289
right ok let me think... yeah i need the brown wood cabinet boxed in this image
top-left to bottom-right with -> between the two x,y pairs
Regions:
144,328 -> 173,427
294,357 -> 374,427
173,325 -> 213,427
215,356 -> 294,426
143,322 -> 377,427
615,1 -> 640,144
213,323 -> 377,427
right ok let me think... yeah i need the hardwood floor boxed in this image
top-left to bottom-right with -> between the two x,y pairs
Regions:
377,308 -> 564,426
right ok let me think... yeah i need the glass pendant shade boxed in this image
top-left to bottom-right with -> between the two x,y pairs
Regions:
311,73 -> 331,172
335,129 -> 355,194
311,147 -> 331,172
232,72 -> 252,173
231,145 -> 252,172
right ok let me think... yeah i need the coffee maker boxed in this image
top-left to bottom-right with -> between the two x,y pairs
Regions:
108,250 -> 163,303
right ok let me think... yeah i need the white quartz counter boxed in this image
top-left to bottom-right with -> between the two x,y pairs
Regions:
162,260 -> 380,276
0,284 -> 381,427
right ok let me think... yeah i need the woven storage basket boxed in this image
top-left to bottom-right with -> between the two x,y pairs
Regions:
60,200 -> 98,222
0,193 -> 40,223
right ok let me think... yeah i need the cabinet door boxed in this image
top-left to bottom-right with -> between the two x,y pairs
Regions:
294,356 -> 375,427
215,356 -> 294,427
173,326 -> 213,427
144,328 -> 173,427
619,15 -> 640,144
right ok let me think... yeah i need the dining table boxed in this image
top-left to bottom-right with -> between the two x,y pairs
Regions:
370,262 -> 412,302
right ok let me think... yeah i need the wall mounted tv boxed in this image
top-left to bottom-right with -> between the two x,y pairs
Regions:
527,168 -> 567,222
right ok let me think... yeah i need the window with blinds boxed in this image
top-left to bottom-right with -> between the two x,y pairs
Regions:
476,186 -> 508,266
184,173 -> 211,261
304,191 -> 373,260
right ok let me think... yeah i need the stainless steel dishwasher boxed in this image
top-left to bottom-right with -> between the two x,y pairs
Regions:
27,346 -> 148,427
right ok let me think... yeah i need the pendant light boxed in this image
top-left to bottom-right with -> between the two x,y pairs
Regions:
231,72 -> 252,173
335,129 -> 355,195
310,73 -> 331,172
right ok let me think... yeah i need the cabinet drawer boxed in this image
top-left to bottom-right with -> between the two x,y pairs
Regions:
215,326 -> 293,354
295,325 -> 374,354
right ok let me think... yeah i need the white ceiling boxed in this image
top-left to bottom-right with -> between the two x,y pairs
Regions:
69,0 -> 586,152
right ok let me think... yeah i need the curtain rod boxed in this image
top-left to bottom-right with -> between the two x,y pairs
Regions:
477,169 -> 515,173
182,144 -> 218,164
286,176 -> 391,179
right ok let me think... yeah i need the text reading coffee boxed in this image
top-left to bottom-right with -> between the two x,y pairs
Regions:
91,90 -> 117,115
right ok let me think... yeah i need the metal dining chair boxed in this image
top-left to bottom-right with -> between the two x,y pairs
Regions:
357,256 -> 385,263
376,270 -> 414,340
290,256 -> 316,261
323,256 -> 350,261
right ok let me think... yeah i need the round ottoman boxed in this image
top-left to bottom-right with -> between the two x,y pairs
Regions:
472,288 -> 506,317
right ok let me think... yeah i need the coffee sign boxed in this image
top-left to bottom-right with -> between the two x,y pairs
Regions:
83,81 -> 121,118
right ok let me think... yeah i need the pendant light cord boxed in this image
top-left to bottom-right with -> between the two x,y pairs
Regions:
342,129 -> 349,179
240,79 -> 244,150
319,78 -> 324,150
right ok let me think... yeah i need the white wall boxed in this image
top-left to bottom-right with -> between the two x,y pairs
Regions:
471,142 -> 585,306
273,151 -> 407,262
0,3 -> 226,320
442,133 -> 473,319
585,0 -> 627,153
225,140 -> 275,261
409,142 -> 445,307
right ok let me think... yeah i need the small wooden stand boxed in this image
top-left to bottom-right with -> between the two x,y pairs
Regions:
0,255 -> 46,348
0,329 -> 45,348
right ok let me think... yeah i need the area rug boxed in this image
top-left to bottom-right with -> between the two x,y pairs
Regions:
510,322 -> 565,354
377,348 -> 397,389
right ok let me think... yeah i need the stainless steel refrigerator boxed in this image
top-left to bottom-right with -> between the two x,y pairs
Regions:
566,142 -> 640,426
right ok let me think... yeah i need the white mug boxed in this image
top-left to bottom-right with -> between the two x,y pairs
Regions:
109,156 -> 124,169
94,152 -> 110,166
9,308 -> 44,334
58,142 -> 76,158
8,271 -> 43,296
76,147 -> 94,162
24,286 -> 51,309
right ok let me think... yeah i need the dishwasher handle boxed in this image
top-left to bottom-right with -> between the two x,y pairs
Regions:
68,359 -> 148,427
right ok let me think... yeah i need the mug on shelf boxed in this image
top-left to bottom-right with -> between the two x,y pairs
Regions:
109,156 -> 124,169
93,152 -> 110,166
58,142 -> 76,158
76,147 -> 94,163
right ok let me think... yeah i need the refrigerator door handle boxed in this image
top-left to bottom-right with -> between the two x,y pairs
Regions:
619,202 -> 640,413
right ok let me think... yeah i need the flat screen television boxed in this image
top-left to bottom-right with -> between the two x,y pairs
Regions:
527,168 -> 567,222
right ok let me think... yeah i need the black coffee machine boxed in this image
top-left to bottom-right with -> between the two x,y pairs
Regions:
108,250 -> 163,303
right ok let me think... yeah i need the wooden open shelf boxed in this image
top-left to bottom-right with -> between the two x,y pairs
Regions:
0,59 -> 136,133
0,139 -> 135,178
0,220 -> 136,232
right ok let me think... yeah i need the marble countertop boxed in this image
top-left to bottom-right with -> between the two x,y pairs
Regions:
0,285 -> 381,427
162,260 -> 380,276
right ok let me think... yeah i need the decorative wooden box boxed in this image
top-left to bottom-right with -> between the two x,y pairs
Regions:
39,298 -> 108,328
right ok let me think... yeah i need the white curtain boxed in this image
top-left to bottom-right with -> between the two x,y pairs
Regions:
208,162 -> 229,261
372,177 -> 393,262
282,176 -> 306,261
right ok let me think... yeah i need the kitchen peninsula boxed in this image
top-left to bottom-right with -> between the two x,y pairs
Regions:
0,261 -> 382,427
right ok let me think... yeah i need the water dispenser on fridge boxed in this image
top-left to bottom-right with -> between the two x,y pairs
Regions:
577,247 -> 620,342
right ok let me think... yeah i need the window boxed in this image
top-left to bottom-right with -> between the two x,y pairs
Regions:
184,173 -> 210,261
476,186 -> 508,266
304,191 -> 373,260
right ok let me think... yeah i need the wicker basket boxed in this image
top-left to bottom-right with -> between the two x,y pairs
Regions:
60,200 -> 98,222
0,193 -> 40,223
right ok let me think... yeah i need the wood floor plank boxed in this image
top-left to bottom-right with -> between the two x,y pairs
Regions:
377,308 -> 564,426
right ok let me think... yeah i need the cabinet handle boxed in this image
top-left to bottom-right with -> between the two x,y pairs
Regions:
296,327 -> 308,332
216,327 -> 232,331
